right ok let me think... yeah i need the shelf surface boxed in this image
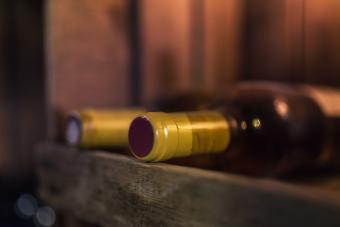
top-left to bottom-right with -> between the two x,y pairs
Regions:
36,143 -> 340,227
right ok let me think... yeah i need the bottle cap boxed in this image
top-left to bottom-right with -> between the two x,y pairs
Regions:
128,112 -> 193,161
129,112 -> 230,162
64,109 -> 144,148
64,113 -> 82,146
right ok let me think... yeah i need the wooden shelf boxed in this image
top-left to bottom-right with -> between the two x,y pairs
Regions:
36,144 -> 340,227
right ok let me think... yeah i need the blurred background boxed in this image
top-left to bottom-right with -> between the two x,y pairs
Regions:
1,0 -> 340,225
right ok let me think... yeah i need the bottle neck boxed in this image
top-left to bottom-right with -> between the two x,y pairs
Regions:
65,109 -> 145,148
128,111 -> 232,162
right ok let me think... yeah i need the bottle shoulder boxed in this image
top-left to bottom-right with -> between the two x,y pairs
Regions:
216,83 -> 328,176
221,82 -> 325,118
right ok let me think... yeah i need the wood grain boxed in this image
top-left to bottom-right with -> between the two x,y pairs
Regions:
46,0 -> 132,139
0,0 -> 45,181
203,0 -> 243,91
304,0 -> 340,86
140,0 -> 192,104
36,144 -> 340,227
243,0 -> 305,82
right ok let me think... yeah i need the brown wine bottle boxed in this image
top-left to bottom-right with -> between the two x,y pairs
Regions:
128,82 -> 340,177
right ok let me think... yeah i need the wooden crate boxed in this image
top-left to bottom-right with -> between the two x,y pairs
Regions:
36,144 -> 340,227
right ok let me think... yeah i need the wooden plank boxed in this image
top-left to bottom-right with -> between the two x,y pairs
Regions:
55,214 -> 98,227
36,144 -> 340,227
203,0 -> 243,90
243,0 -> 305,82
0,0 -> 11,177
0,0 -> 45,181
140,0 -> 192,104
304,0 -> 340,86
46,0 -> 132,139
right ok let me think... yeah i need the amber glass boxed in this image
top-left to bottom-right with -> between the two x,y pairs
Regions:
129,82 -> 340,177
217,82 -> 326,176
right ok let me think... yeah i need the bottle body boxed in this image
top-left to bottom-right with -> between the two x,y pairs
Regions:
129,82 -> 340,177
218,82 -> 326,176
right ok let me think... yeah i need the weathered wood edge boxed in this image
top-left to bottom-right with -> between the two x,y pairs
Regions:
35,143 -> 340,227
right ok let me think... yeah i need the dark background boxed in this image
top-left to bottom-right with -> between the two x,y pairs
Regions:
1,0 -> 340,225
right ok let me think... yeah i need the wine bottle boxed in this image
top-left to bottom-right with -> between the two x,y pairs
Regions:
64,109 -> 144,148
128,82 -> 340,177
64,92 -> 219,149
